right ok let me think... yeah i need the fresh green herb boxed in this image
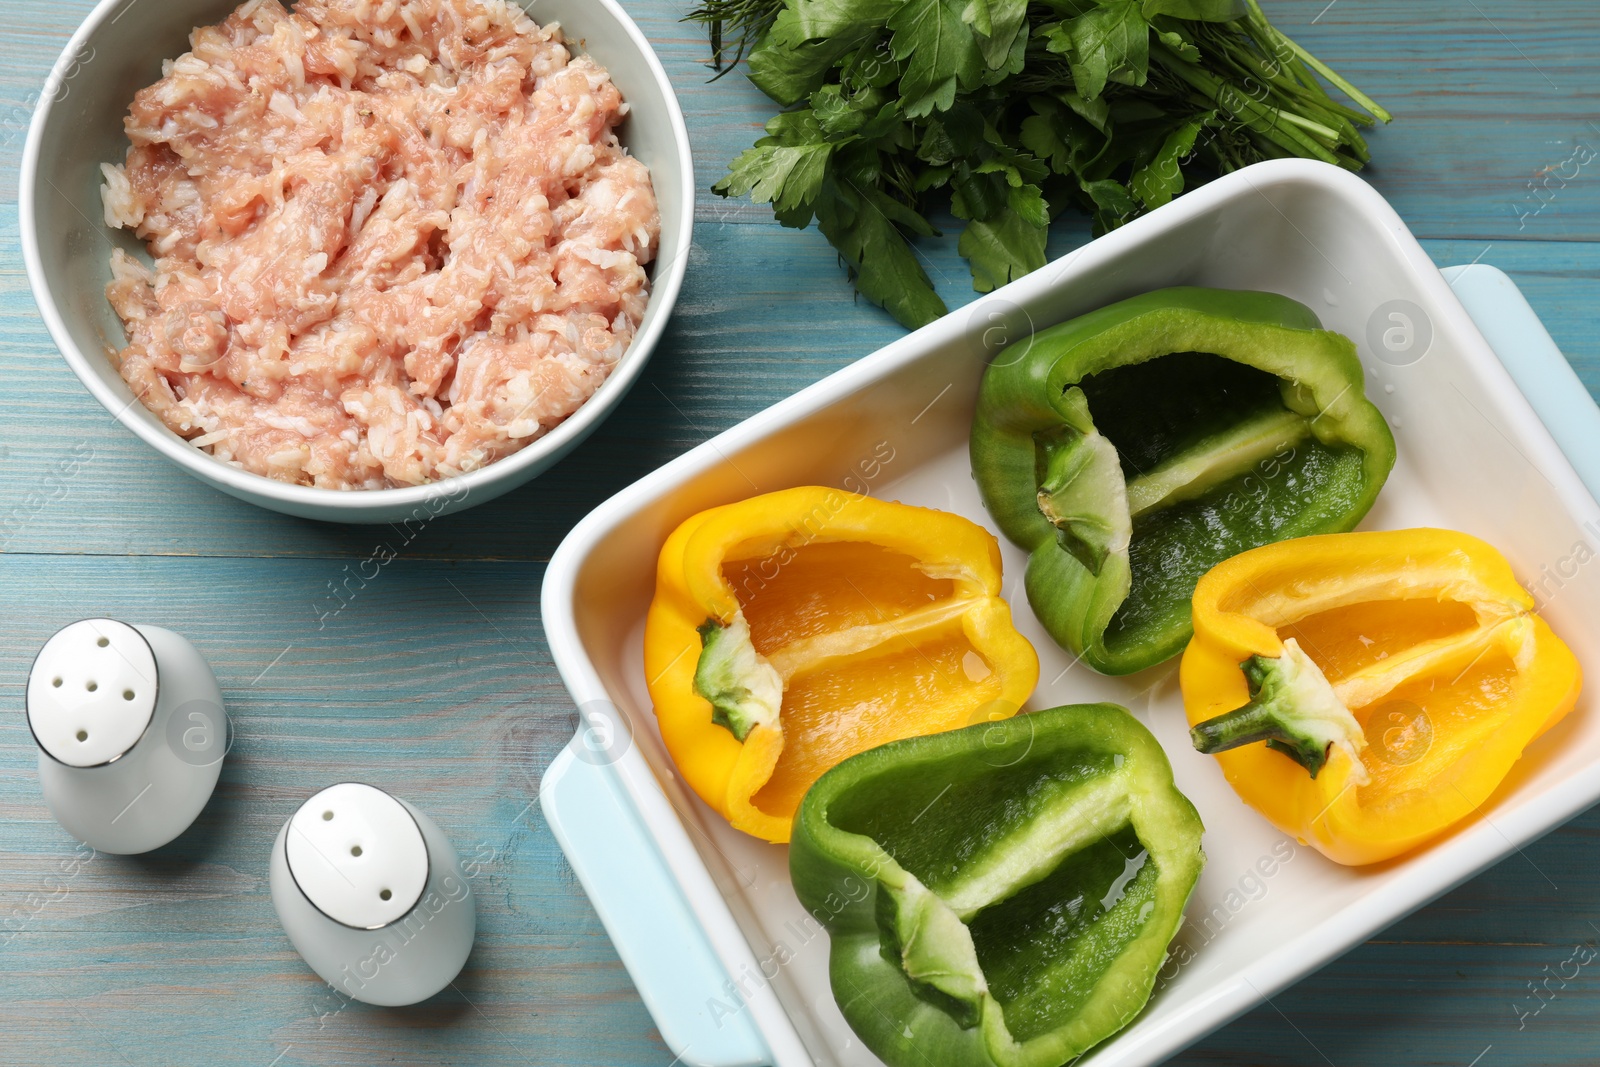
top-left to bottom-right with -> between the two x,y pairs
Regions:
687,0 -> 1391,328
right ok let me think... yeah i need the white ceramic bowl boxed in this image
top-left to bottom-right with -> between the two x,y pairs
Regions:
20,0 -> 693,523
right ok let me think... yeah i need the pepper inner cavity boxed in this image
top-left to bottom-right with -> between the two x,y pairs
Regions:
1031,354 -> 1321,562
725,543 -> 953,650
1272,595 -> 1517,714
1357,647 -> 1519,787
718,541 -> 1001,817
968,827 -> 1157,1043
1076,351 -> 1309,510
754,633 -> 1000,815
1196,596 -> 1522,782
829,748 -> 1123,904
831,750 -> 1159,1041
1278,599 -> 1481,684
1275,598 -> 1524,786
1057,351 -> 1374,659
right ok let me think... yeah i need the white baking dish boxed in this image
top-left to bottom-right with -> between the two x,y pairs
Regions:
540,159 -> 1600,1067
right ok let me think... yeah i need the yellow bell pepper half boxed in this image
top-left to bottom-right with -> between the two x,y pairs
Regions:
1181,529 -> 1581,866
644,487 -> 1040,844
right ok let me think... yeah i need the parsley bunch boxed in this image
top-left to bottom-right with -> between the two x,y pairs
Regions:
690,0 -> 1391,329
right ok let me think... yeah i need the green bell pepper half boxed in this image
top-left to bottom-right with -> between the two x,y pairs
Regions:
971,287 -> 1396,675
790,703 -> 1205,1067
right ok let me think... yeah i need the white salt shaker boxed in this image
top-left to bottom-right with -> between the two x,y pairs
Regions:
269,782 -> 477,1006
27,618 -> 228,854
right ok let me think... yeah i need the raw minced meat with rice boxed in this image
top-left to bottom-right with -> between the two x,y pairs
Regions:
101,0 -> 660,489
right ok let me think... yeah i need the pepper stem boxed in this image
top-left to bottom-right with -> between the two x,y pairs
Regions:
1189,640 -> 1366,781
1188,687 -> 1328,777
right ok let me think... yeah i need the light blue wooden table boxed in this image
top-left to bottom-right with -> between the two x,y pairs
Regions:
1,1 -> 1598,1065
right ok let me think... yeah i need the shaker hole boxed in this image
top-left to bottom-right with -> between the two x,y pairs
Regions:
350,845 -> 363,857
76,730 -> 88,742
96,637 -> 109,647
85,681 -> 98,692
52,677 -> 62,688
379,889 -> 392,901
322,811 -> 334,821
123,690 -> 135,701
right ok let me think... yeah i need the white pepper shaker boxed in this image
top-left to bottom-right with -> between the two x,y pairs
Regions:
269,782 -> 476,1006
27,618 -> 228,854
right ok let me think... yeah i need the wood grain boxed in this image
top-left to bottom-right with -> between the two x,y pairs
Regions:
0,0 -> 1598,1065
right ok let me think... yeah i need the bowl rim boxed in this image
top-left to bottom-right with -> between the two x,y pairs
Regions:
19,0 -> 695,513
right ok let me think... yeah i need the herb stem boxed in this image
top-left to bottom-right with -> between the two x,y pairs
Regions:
1242,0 -> 1393,123
685,0 -> 785,74
1274,109 -> 1341,143
1152,45 -> 1342,166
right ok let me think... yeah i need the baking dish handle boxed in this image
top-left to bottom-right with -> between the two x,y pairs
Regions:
1444,263 -> 1600,504
540,742 -> 772,1067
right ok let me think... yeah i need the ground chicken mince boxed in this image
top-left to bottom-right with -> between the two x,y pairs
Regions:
101,0 -> 660,489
